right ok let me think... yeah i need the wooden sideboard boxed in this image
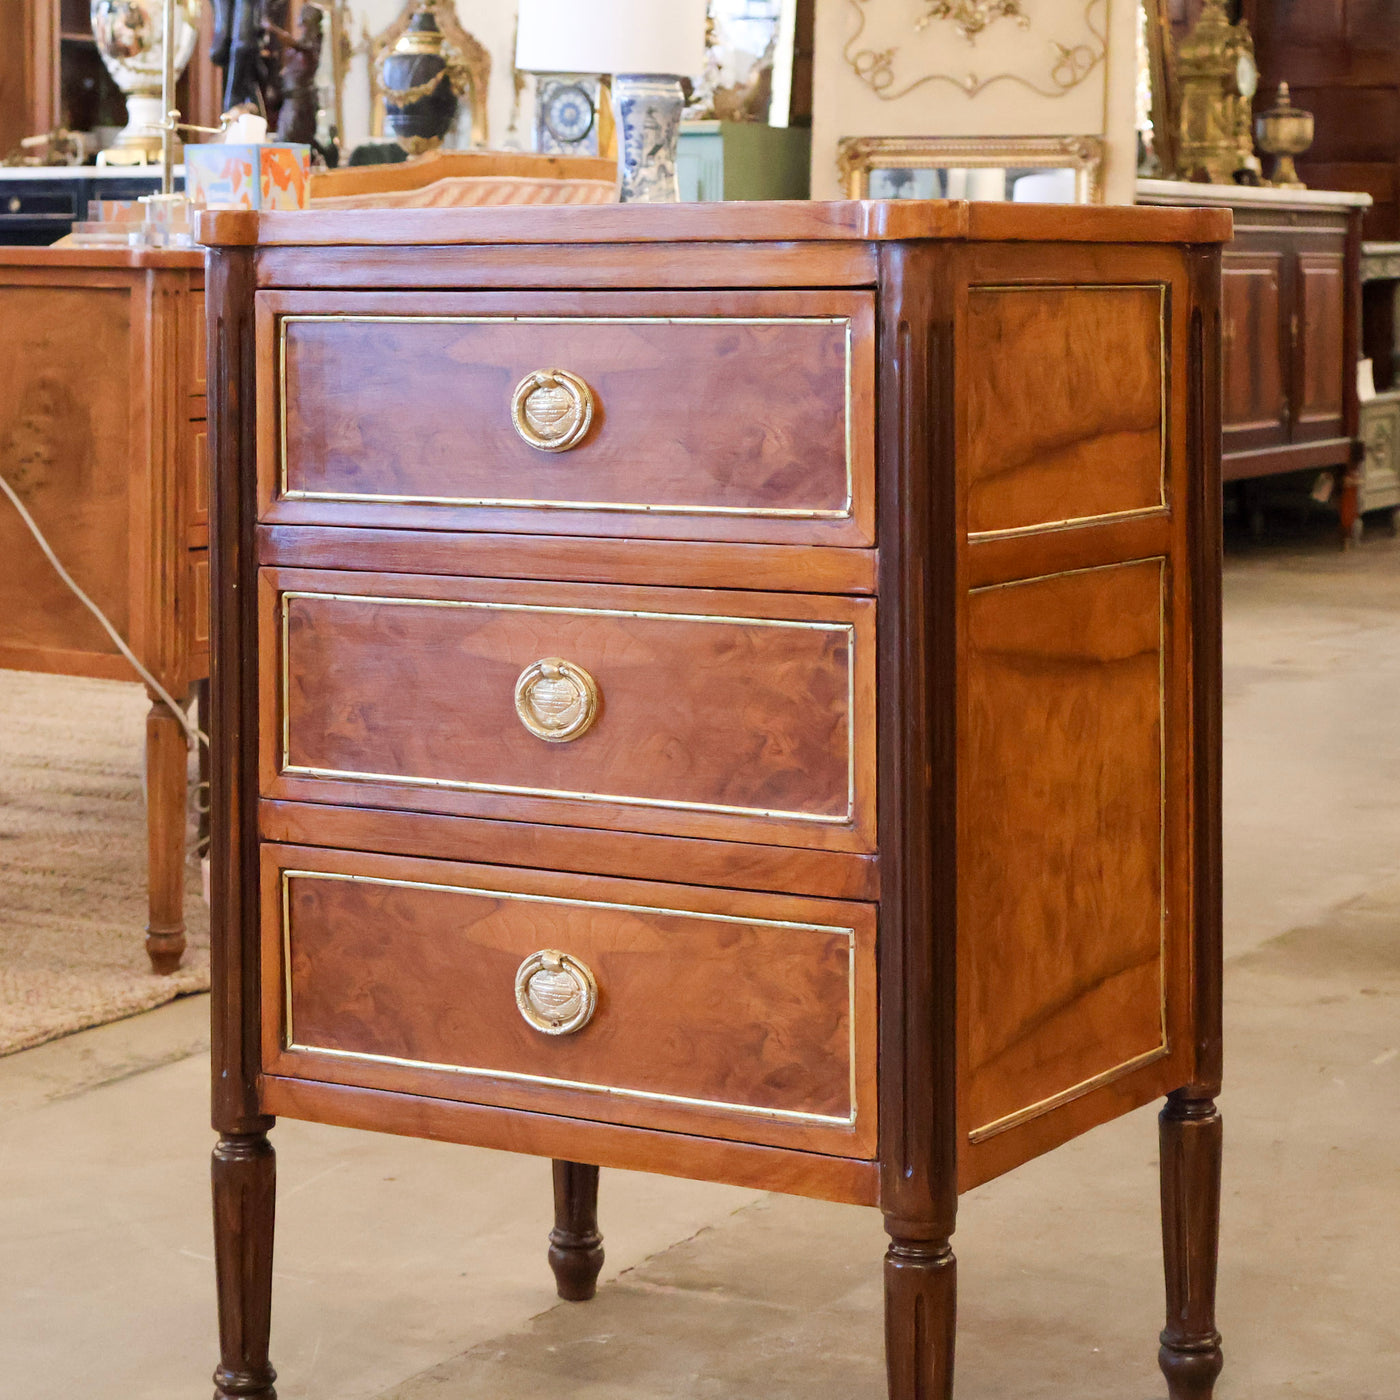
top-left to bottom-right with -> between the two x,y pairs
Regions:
201,199 -> 1230,1400
1140,180 -> 1368,532
0,246 -> 208,972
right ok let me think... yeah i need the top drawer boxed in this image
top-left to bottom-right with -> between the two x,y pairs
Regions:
256,289 -> 875,546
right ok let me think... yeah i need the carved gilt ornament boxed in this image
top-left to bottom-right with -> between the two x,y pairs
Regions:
917,0 -> 1030,45
845,0 -> 1107,102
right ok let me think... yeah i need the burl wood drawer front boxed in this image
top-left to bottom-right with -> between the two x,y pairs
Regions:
256,289 -> 874,546
963,283 -> 1168,537
260,845 -> 878,1156
261,569 -> 876,852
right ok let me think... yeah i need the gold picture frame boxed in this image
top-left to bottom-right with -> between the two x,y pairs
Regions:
837,135 -> 1106,204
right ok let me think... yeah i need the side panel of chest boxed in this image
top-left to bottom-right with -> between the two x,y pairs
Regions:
952,247 -> 1203,1189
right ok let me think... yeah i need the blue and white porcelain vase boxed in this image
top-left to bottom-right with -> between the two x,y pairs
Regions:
612,74 -> 685,203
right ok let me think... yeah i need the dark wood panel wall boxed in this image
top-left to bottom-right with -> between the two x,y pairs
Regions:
1243,0 -> 1400,239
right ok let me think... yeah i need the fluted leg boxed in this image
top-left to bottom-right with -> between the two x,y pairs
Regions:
548,1160 -> 604,1302
213,1132 -> 277,1400
884,1232 -> 956,1400
1159,1091 -> 1223,1399
195,679 -> 211,858
145,691 -> 188,974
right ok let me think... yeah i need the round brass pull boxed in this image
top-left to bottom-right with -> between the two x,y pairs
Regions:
515,950 -> 598,1036
515,657 -> 599,743
511,368 -> 595,452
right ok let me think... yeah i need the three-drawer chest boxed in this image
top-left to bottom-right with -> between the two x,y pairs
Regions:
200,199 -> 1232,1400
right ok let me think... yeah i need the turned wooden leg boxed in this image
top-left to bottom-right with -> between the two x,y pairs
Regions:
548,1160 -> 604,1301
1337,462 -> 1362,548
213,1132 -> 277,1400
884,1232 -> 956,1400
145,691 -> 188,974
1159,1091 -> 1223,1400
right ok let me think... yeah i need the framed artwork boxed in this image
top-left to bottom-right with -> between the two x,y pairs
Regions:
810,0 -> 1140,201
837,134 -> 1107,203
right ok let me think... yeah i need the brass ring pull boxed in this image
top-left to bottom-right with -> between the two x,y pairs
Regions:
515,657 -> 599,743
515,949 -> 598,1036
511,368 -> 595,453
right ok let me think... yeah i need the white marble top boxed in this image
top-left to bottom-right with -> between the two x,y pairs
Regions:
0,165 -> 182,180
1137,177 -> 1372,210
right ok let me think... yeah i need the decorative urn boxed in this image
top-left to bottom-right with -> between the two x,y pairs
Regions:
378,0 -> 462,155
91,0 -> 201,159
1256,83 -> 1315,189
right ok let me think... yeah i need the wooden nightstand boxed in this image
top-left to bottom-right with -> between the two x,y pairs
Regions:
202,199 -> 1230,1400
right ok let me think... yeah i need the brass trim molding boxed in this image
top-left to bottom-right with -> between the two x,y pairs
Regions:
838,135 -> 1106,204
967,505 -> 1169,543
278,314 -> 856,520
279,590 -> 860,826
279,869 -> 860,1127
968,1046 -> 1171,1144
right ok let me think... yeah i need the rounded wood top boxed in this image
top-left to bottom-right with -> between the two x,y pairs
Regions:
0,245 -> 203,269
196,198 -> 1233,250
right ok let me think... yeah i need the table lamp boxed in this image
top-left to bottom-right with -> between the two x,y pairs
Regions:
516,0 -> 708,202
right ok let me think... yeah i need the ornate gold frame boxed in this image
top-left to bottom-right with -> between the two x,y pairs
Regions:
367,0 -> 491,147
837,134 -> 1106,204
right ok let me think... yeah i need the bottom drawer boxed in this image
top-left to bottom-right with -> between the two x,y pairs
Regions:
260,843 -> 878,1157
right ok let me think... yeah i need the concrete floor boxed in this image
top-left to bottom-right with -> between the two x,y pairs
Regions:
2,530 -> 1397,1399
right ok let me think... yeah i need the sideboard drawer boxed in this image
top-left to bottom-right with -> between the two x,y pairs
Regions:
260,844 -> 878,1156
260,568 -> 876,851
257,289 -> 875,546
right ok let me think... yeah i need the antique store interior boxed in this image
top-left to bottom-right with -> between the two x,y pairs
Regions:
1,1 -> 1397,1397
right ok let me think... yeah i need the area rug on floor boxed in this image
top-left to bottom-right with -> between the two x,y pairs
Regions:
0,669 -> 209,1056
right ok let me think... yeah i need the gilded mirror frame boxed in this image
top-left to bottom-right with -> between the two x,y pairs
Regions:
837,134 -> 1106,204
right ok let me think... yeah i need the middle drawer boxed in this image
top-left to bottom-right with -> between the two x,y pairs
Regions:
260,569 -> 876,851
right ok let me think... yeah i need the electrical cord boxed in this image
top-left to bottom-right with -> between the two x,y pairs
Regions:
0,468 -> 207,751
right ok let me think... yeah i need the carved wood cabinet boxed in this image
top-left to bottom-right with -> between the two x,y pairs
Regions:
202,199 -> 1229,1400
1140,180 -> 1367,530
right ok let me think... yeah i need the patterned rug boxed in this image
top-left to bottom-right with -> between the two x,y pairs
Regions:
0,669 -> 209,1056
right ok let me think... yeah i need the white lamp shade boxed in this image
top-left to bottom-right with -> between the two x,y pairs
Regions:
515,0 -> 709,77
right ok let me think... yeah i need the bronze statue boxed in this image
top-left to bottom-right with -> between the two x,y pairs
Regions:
272,5 -> 324,146
211,0 -> 288,118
